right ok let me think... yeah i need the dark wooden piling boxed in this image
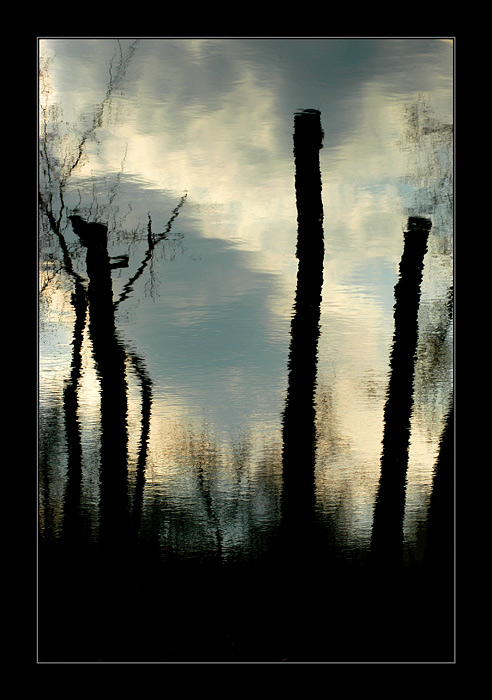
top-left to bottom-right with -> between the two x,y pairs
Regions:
371,216 -> 431,567
281,110 -> 325,543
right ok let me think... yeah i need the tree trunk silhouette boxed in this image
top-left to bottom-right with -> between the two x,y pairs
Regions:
371,216 -> 431,567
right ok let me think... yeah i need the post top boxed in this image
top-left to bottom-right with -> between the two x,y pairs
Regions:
407,216 -> 432,231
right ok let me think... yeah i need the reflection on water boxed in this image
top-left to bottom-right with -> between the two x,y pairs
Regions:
282,109 -> 324,545
38,38 -> 454,662
371,216 -> 432,566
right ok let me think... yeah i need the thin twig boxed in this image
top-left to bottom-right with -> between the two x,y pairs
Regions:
114,192 -> 188,309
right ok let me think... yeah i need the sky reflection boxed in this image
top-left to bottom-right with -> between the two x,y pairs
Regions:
39,37 -> 453,560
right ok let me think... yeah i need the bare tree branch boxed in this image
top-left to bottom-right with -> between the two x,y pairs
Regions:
114,192 -> 188,309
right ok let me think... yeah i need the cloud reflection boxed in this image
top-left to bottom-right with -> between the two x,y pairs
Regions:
39,38 -> 453,558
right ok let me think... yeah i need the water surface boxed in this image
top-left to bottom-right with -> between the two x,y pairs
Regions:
38,37 -> 454,662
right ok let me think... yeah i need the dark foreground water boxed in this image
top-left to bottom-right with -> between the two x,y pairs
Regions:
38,37 -> 454,662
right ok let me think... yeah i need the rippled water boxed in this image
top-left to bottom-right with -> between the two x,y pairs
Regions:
38,37 -> 454,662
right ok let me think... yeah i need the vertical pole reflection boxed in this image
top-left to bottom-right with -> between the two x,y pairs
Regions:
69,216 -> 129,551
282,110 -> 325,545
371,216 -> 431,567
126,349 -> 153,533
426,403 -> 454,574
62,278 -> 88,545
